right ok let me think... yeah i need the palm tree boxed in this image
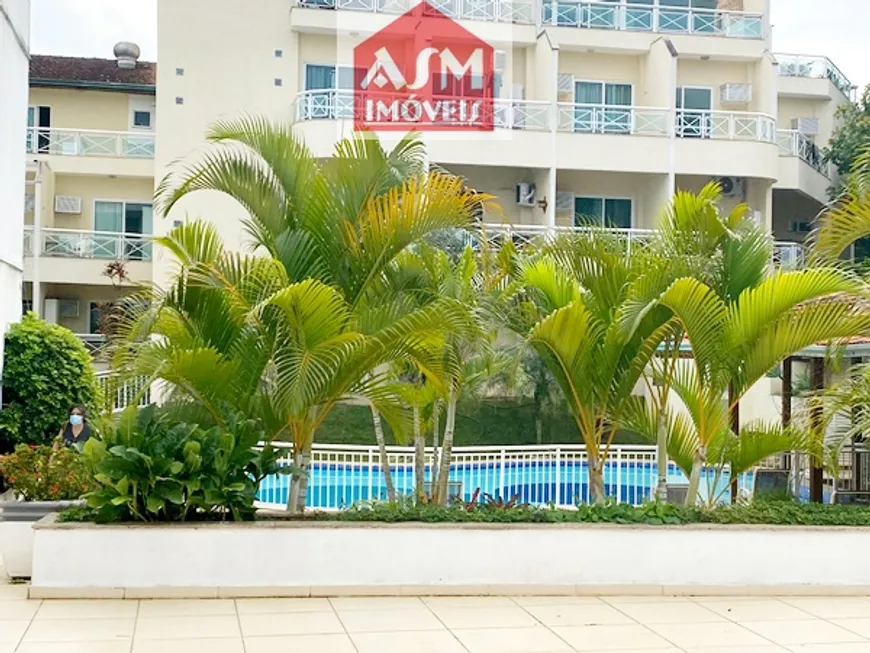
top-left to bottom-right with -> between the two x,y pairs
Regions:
812,145 -> 870,262
116,120 -> 485,512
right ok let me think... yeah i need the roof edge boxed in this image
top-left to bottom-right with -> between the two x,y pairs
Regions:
30,79 -> 156,95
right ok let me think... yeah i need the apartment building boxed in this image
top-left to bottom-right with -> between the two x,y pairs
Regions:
22,44 -> 156,366
155,0 -> 853,280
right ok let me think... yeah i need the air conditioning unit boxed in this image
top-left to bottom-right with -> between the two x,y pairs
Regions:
719,83 -> 752,105
55,195 -> 82,214
516,183 -> 536,207
792,117 -> 820,136
557,73 -> 574,97
555,191 -> 575,213
58,299 -> 80,318
494,50 -> 507,74
24,194 -> 35,213
716,177 -> 745,198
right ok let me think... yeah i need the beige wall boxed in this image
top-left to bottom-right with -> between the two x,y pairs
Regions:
778,96 -> 841,146
42,283 -> 133,334
48,175 -> 154,231
559,52 -> 643,98
555,171 -> 669,229
447,165 -> 544,224
28,87 -> 152,132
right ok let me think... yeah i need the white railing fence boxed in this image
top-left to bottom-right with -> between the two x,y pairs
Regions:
40,228 -> 152,261
676,110 -> 776,143
773,241 -> 807,270
298,0 -> 536,23
96,372 -> 152,414
775,53 -> 854,98
77,334 -> 109,359
23,227 -> 32,256
776,129 -> 830,177
541,0 -> 763,38
472,222 -> 656,258
557,104 -> 669,136
256,442 -> 763,510
25,127 -> 155,159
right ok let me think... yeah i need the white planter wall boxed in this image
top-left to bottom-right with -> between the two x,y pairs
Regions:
30,519 -> 870,598
0,522 -> 35,578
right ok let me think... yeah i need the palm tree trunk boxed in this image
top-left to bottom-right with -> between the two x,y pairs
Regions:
435,392 -> 458,505
729,383 -> 740,504
287,445 -> 312,514
655,412 -> 668,502
371,407 -> 396,503
684,445 -> 706,506
413,405 -> 425,501
588,453 -> 606,504
430,401 -> 441,496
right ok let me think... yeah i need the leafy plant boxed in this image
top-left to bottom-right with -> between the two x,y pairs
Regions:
0,443 -> 96,501
481,492 -> 526,509
0,314 -> 100,452
80,406 -> 289,522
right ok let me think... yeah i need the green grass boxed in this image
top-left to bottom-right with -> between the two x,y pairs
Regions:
315,400 -> 647,447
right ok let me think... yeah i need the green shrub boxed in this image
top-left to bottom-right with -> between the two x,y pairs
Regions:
0,314 -> 100,452
80,406 -> 290,522
0,442 -> 96,501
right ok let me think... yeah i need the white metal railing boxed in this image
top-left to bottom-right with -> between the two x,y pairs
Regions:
773,241 -> 807,270
776,129 -> 830,177
298,0 -> 535,23
25,127 -> 155,159
96,372 -> 152,413
38,228 -> 152,261
23,226 -> 33,256
557,104 -> 669,136
77,334 -> 109,359
775,53 -> 854,98
542,0 -> 763,38
675,110 -> 776,143
255,442 -> 757,509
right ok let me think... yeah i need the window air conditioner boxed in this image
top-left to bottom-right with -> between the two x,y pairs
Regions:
55,195 -> 83,214
59,299 -> 80,318
516,183 -> 536,207
792,117 -> 820,136
555,191 -> 575,212
719,83 -> 752,105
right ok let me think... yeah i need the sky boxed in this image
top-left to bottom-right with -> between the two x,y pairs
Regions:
27,0 -> 869,92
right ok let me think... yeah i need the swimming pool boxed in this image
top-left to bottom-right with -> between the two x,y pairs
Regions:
256,457 -> 751,509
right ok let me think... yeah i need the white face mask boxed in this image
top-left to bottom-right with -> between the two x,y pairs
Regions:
69,415 -> 84,426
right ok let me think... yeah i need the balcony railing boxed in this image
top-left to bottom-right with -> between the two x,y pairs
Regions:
776,129 -> 830,178
25,127 -> 155,159
775,53 -> 854,98
542,0 -> 763,38
25,228 -> 152,261
472,223 -> 807,268
96,372 -> 152,413
77,334 -> 109,359
295,91 -> 776,144
297,0 -> 535,23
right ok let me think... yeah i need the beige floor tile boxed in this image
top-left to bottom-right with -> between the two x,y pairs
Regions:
602,596 -> 692,605
647,621 -> 772,648
512,596 -> 608,607
614,601 -> 725,625
453,626 -> 573,653
423,596 -> 517,608
832,618 -> 870,638
337,607 -> 444,633
0,645 -> 14,653
0,585 -> 29,600
330,596 -> 424,611
430,606 -> 540,629
352,629 -> 471,653
21,617 -> 135,643
36,599 -> 138,619
0,620 -> 31,644
697,599 -> 816,622
239,611 -> 344,637
137,598 -> 236,617
246,633 -> 358,653
552,623 -> 674,651
742,619 -> 866,645
682,647 -> 788,653
522,603 -> 635,627
134,615 -> 241,640
132,637 -> 245,652
780,598 -> 870,619
0,599 -> 40,620
15,642 -> 133,653
236,598 -> 333,614
785,645 -> 870,653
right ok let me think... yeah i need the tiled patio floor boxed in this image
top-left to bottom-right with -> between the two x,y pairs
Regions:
3,583 -> 870,653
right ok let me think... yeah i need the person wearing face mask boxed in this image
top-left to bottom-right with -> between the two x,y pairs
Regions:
58,405 -> 92,449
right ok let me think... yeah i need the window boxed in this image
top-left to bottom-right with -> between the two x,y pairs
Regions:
27,105 -> 51,153
132,110 -> 152,129
675,86 -> 713,138
94,201 -> 153,260
573,81 -> 632,133
574,196 -> 632,229
303,64 -> 359,119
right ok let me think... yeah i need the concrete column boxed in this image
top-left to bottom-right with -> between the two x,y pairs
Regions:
32,163 -> 43,318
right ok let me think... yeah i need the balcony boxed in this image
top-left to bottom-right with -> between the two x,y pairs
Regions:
77,334 -> 109,360
474,223 -> 806,268
776,130 -> 829,178
775,54 -> 853,98
26,127 -> 155,159
541,0 -> 763,38
297,0 -> 535,23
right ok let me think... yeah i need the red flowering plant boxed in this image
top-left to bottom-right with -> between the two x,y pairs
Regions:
0,442 -> 95,501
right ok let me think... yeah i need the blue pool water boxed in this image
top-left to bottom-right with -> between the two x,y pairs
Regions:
256,460 -> 753,509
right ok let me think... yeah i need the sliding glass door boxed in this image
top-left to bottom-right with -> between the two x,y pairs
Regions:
303,64 -> 356,119
676,86 -> 712,138
574,81 -> 632,134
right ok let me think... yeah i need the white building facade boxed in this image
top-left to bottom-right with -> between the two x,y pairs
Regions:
0,0 -> 29,392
